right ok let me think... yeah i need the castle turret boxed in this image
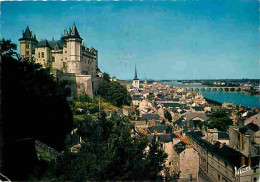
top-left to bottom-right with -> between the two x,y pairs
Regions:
19,26 -> 38,60
62,23 -> 82,74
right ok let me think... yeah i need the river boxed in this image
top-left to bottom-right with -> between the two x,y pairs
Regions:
168,81 -> 260,108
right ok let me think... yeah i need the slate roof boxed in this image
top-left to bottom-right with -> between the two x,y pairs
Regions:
19,26 -> 37,41
239,127 -> 250,135
36,40 -> 52,49
239,122 -> 259,135
173,141 -> 187,154
244,113 -> 260,126
142,113 -> 160,120
161,102 -> 181,108
148,125 -> 172,134
246,122 -> 259,132
62,24 -> 82,40
192,106 -> 205,112
170,133 -> 180,139
48,40 -> 63,49
186,112 -> 208,121
148,120 -> 161,126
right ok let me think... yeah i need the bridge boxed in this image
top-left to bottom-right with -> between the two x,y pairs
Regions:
176,87 -> 242,92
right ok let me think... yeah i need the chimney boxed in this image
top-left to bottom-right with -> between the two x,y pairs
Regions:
241,156 -> 245,166
248,156 -> 251,167
163,130 -> 166,135
154,129 -> 158,135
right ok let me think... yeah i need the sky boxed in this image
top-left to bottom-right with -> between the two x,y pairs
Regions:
1,0 -> 259,80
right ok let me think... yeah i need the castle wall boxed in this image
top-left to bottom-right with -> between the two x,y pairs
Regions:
35,47 -> 51,68
75,75 -> 93,98
56,73 -> 93,98
51,50 -> 64,71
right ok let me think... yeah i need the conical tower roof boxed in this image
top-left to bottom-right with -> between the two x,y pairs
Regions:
62,23 -> 82,40
19,26 -> 37,41
134,65 -> 139,80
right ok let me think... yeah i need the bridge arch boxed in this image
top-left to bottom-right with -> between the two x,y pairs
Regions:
217,88 -> 222,92
224,88 -> 229,92
194,88 -> 200,92
206,88 -> 211,92
230,88 -> 235,92
200,88 -> 206,92
236,88 -> 241,92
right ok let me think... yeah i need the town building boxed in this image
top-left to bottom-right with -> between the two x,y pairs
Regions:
172,141 -> 199,181
19,24 -> 101,97
187,131 -> 260,182
229,113 -> 260,157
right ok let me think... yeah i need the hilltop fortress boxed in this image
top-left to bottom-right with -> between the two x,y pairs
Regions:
19,24 -> 102,98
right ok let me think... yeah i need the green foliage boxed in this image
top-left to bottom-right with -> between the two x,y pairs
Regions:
208,110 -> 233,131
0,38 -> 20,59
76,93 -> 92,102
1,39 -> 73,180
147,94 -> 154,101
97,80 -> 132,107
51,112 -> 167,181
103,72 -> 111,82
144,136 -> 168,180
193,120 -> 208,129
164,167 -> 180,182
164,110 -> 172,122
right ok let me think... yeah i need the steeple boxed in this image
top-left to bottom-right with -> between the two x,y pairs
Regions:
134,64 -> 139,80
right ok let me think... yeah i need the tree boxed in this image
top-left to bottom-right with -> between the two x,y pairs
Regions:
1,39 -> 73,180
144,136 -> 168,180
164,167 -> 180,182
97,80 -> 132,107
52,112 -> 167,181
0,38 -> 20,59
208,110 -> 233,131
164,110 -> 172,122
103,72 -> 111,82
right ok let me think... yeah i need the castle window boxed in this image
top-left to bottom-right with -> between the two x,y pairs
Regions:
52,57 -> 55,62
26,51 -> 29,56
41,52 -> 44,58
38,52 -> 40,58
26,44 -> 29,49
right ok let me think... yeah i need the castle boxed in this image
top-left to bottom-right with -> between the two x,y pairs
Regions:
19,24 -> 102,98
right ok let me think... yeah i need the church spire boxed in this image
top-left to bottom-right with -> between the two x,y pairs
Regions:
134,64 -> 138,80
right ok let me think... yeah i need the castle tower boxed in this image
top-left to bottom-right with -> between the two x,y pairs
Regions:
19,26 -> 38,60
132,65 -> 139,89
62,24 -> 82,74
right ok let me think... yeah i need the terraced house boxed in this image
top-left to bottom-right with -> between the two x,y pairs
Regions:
19,24 -> 101,97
